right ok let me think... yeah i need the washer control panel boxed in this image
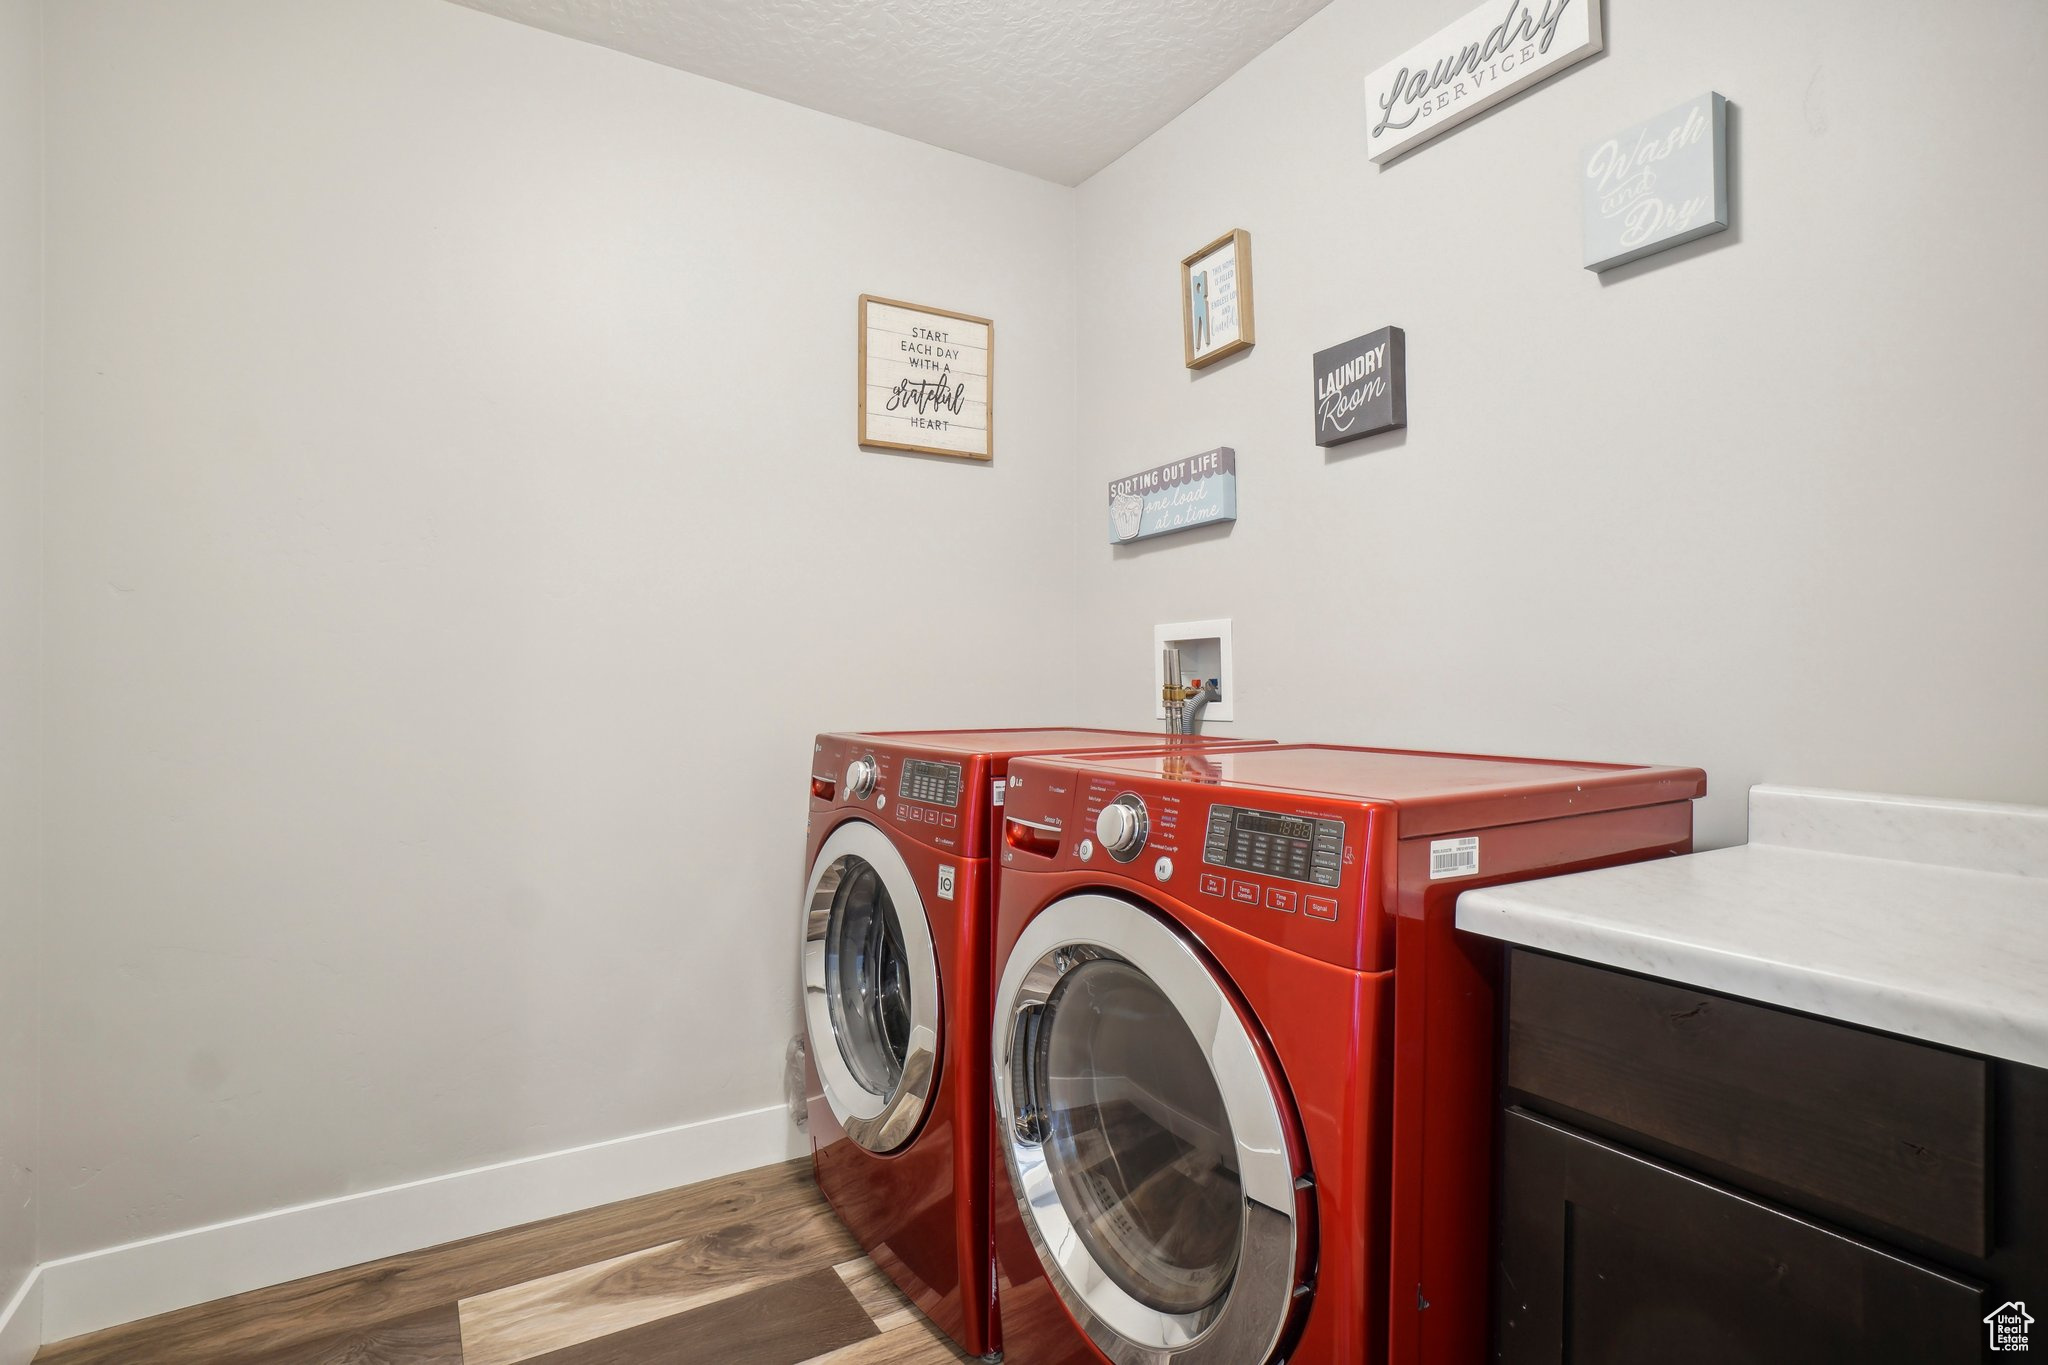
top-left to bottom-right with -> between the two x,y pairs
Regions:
897,758 -> 963,808
1204,804 -> 1344,888
1010,758 -> 1385,971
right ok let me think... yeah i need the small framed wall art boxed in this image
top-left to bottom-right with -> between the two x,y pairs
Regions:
858,295 -> 993,460
1181,229 -> 1255,369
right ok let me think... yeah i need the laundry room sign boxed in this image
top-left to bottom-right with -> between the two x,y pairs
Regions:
1582,92 -> 1730,271
1109,448 -> 1237,544
1312,327 -> 1407,446
1364,0 -> 1604,163
858,295 -> 994,460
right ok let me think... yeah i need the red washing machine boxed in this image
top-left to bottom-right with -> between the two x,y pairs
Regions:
801,728 -> 1274,1359
989,745 -> 1706,1365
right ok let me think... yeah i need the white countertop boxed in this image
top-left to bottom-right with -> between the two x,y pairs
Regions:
1456,785 -> 2048,1069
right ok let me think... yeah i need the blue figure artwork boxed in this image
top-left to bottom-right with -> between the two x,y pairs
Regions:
1190,271 -> 1210,352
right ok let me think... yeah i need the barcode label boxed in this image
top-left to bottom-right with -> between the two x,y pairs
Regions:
1429,837 -> 1480,880
992,779 -> 1006,807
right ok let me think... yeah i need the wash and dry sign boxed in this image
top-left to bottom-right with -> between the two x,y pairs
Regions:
1365,0 -> 1603,163
1109,448 -> 1237,544
1583,92 -> 1730,271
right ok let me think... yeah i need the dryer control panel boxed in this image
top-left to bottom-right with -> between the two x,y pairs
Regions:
811,735 -> 978,859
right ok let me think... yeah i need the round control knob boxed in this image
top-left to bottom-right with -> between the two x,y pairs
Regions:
844,756 -> 878,800
1095,795 -> 1150,862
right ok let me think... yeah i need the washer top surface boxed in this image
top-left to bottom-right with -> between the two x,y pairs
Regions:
837,726 -> 1257,759
1057,743 -> 1707,836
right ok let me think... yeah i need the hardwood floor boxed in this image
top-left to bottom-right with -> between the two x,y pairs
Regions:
34,1159 -> 974,1365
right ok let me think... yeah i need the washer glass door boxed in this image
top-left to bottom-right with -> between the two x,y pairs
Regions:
1042,959 -> 1242,1313
803,821 -> 941,1154
995,894 -> 1307,1365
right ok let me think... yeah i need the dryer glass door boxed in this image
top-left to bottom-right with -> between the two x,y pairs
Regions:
803,821 -> 941,1154
994,894 -> 1307,1365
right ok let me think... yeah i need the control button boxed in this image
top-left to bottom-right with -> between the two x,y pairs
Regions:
1199,873 -> 1227,896
1266,888 -> 1297,913
1305,896 -> 1338,921
1230,881 -> 1259,905
876,795 -> 888,812
1154,856 -> 1174,883
1312,868 -> 1338,887
844,755 -> 878,800
941,813 -> 957,828
1095,795 -> 1150,862
1077,839 -> 1094,863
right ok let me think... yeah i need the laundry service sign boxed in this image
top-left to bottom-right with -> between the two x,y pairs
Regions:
1365,0 -> 1603,163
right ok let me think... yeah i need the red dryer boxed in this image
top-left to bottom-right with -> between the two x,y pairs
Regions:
988,745 -> 1706,1365
800,728 -> 1273,1358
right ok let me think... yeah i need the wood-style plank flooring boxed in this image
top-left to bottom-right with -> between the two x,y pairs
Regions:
35,1159 -> 974,1365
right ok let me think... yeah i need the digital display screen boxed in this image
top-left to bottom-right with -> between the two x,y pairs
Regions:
1203,803 -> 1344,888
1233,810 -> 1316,841
897,759 -> 963,808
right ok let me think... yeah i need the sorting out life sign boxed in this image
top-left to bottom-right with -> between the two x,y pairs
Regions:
1109,448 -> 1238,544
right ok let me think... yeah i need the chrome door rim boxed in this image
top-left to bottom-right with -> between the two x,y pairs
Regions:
992,893 -> 1304,1364
802,821 -> 941,1154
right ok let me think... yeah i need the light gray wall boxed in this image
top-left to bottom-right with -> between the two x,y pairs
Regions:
1070,0 -> 2048,849
39,0 -> 1076,1258
24,0 -> 2048,1284
0,0 -> 40,1322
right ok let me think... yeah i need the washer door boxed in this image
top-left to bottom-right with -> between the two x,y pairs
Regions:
803,821 -> 942,1154
993,894 -> 1307,1365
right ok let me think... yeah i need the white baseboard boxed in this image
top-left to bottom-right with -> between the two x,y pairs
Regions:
0,1268 -> 41,1365
36,1104 -> 804,1347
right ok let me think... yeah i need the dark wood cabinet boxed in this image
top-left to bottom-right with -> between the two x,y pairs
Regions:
1499,1108 -> 1982,1364
1495,950 -> 2046,1365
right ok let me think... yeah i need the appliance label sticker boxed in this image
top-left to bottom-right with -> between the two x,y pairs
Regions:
992,779 -> 1006,806
936,865 -> 956,900
1429,837 -> 1480,880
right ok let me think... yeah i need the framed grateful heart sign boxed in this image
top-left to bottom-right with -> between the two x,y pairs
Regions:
858,295 -> 994,460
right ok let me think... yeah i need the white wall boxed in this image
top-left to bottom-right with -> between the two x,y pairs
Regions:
1070,0 -> 2048,848
0,0 -> 42,1338
39,0 -> 1075,1260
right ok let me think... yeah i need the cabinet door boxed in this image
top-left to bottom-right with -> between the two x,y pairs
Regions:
1497,1109 -> 1984,1365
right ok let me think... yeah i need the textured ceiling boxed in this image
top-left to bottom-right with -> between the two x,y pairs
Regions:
444,0 -> 1334,185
